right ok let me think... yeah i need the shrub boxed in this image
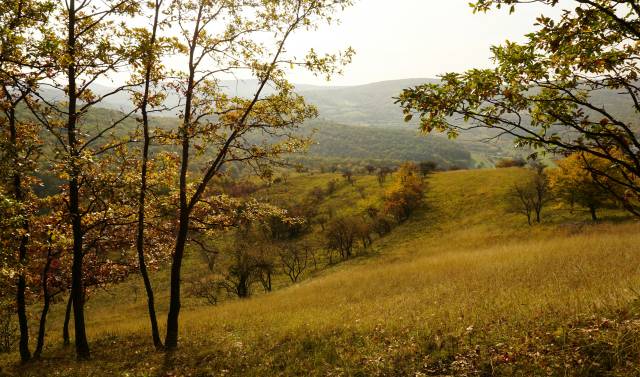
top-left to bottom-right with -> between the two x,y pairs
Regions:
325,217 -> 358,260
418,161 -> 438,176
383,163 -> 424,222
495,157 -> 527,168
326,179 -> 339,194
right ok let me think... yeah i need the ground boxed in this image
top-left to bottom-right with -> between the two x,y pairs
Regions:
3,168 -> 640,376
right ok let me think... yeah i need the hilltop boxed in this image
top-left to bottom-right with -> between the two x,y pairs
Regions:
4,168 -> 640,376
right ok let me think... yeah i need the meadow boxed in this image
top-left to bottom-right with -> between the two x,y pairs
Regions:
3,167 -> 640,376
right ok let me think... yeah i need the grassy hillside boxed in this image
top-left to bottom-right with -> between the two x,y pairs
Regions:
4,168 -> 640,376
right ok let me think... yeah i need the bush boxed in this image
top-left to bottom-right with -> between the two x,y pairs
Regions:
371,214 -> 393,237
418,161 -> 438,176
326,179 -> 339,194
495,157 -> 527,168
309,186 -> 325,202
383,163 -> 424,222
224,180 -> 261,197
325,217 -> 358,260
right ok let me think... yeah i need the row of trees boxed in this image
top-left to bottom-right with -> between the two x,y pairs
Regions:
187,163 -> 426,302
0,0 -> 354,361
511,153 -> 624,225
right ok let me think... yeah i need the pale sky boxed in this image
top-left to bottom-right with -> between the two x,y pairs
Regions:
97,0 -> 567,88
284,0 -> 564,86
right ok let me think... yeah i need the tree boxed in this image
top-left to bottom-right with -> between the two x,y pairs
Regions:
326,178 -> 339,194
254,242 -> 277,293
160,0 -> 353,350
129,0 -> 171,350
30,207 -> 70,359
398,0 -> 640,217
548,152 -> 612,221
325,217 -> 357,260
377,167 -> 391,186
30,0 -> 142,359
495,158 -> 526,168
353,217 -> 373,249
383,163 -> 424,222
309,186 -> 326,203
218,237 -> 260,299
342,169 -> 354,185
365,164 -> 376,174
418,161 -> 437,176
0,0 -> 52,362
511,164 -> 550,225
278,242 -> 310,283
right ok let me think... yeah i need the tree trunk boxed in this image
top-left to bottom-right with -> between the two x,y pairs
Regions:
589,205 -> 598,221
70,231 -> 89,359
67,0 -> 90,359
16,237 -> 30,363
63,294 -> 72,346
8,106 -> 31,363
34,248 -> 53,359
164,218 -> 189,350
164,4 -> 201,350
237,275 -> 249,298
136,0 -> 163,349
34,293 -> 50,359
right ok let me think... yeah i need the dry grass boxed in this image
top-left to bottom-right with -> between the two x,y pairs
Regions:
3,168 -> 640,376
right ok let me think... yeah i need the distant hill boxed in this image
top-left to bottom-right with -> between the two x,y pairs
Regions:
38,78 -> 434,128
298,78 -> 436,127
37,77 -> 637,169
40,78 -> 638,131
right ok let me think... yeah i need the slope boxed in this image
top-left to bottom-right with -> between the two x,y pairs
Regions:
4,168 -> 640,376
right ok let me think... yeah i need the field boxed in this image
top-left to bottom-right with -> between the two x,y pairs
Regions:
3,168 -> 640,376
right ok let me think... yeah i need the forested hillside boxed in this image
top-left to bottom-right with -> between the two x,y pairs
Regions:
297,120 -> 484,169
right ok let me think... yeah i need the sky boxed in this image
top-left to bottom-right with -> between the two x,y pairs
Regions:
283,0 -> 564,86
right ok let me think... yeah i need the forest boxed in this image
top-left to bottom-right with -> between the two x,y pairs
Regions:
2,0 -> 640,376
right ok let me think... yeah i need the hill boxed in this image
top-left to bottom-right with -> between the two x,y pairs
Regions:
299,78 -> 436,128
296,120 -> 489,169
21,104 -> 497,179
38,79 -> 432,128
4,168 -> 640,376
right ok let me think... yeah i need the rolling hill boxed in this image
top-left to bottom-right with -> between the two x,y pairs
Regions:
5,168 -> 640,376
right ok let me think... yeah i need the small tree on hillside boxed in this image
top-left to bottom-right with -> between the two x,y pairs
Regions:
310,186 -> 326,203
326,179 -> 339,194
418,161 -> 437,176
365,164 -> 376,174
511,164 -> 551,225
353,217 -> 373,249
217,235 -> 261,299
278,242 -> 310,283
342,169 -> 354,185
377,167 -> 391,186
325,217 -> 357,260
495,158 -> 526,168
383,163 -> 424,222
